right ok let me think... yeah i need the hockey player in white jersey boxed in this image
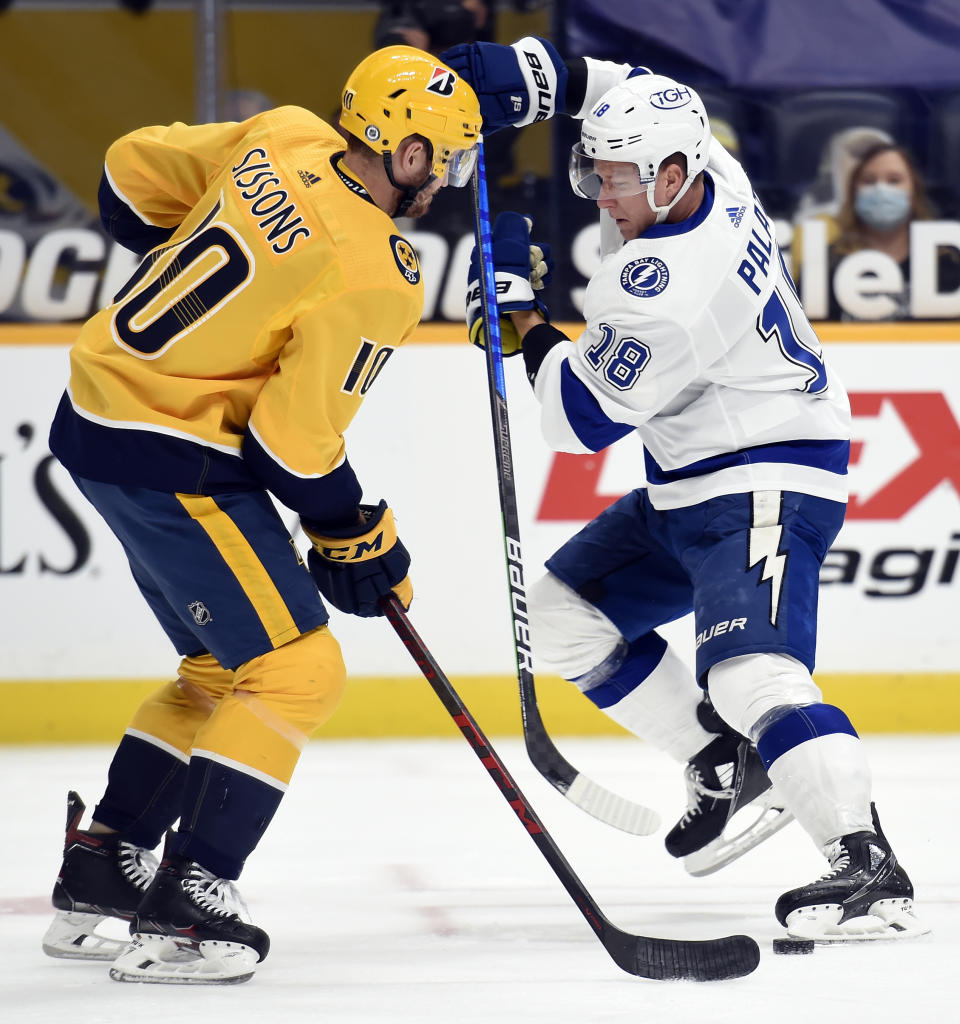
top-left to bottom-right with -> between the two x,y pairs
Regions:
447,36 -> 927,942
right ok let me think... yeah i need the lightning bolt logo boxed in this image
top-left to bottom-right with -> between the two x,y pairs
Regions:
634,265 -> 658,288
748,493 -> 787,625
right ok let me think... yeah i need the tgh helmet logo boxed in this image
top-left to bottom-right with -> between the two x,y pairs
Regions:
650,86 -> 692,110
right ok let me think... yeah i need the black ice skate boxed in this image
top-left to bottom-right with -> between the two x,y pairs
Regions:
775,804 -> 929,942
42,791 -> 158,961
109,838 -> 270,984
665,732 -> 794,876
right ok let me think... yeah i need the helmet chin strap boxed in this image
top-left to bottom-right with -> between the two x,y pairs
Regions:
383,153 -> 435,217
645,175 -> 695,224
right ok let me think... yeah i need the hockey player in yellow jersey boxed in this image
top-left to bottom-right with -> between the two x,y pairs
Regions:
42,47 -> 481,985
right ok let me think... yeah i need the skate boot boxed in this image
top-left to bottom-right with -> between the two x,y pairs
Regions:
109,838 -> 270,985
42,791 -> 159,961
776,804 -> 929,942
665,731 -> 794,876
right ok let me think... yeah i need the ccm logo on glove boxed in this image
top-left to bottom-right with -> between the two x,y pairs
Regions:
315,531 -> 388,561
304,500 -> 412,617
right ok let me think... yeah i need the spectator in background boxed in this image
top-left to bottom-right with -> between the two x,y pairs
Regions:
789,128 -> 893,306
797,141 -> 960,320
374,1 -> 490,52
793,126 -> 894,226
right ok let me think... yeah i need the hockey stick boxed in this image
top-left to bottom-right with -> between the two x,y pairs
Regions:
381,594 -> 759,981
470,143 -> 659,836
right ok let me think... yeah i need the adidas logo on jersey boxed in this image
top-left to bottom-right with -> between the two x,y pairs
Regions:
298,169 -> 321,188
727,205 -> 746,228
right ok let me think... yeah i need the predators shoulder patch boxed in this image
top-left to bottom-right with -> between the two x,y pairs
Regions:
390,234 -> 421,285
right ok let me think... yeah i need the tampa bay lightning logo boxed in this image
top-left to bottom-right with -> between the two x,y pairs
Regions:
620,257 -> 669,297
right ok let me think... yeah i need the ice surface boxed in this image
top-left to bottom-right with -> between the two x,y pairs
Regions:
3,735 -> 955,1023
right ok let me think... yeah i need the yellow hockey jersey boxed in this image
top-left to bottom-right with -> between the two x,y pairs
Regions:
50,106 -> 424,525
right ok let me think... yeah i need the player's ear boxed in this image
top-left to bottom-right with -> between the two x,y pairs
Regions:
664,154 -> 688,198
396,135 -> 431,178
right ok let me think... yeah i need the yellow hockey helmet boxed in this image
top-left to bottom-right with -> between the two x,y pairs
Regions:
340,45 -> 481,188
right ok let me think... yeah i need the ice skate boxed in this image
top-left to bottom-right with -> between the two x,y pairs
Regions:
42,791 -> 158,961
776,804 -> 929,942
109,839 -> 270,984
665,732 -> 794,876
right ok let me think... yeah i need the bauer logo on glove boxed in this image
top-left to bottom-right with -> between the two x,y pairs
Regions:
466,211 -> 552,357
440,36 -> 569,132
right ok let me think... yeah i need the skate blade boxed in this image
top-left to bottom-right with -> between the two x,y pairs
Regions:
42,909 -> 132,961
785,898 -> 932,943
683,794 -> 795,877
109,933 -> 259,984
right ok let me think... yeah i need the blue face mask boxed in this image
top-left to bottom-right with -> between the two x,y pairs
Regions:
854,182 -> 911,230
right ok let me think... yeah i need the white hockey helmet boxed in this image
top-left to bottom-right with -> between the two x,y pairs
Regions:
569,73 -> 711,223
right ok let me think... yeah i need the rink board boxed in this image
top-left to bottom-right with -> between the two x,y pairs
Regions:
2,672 -> 958,744
2,323 -> 960,739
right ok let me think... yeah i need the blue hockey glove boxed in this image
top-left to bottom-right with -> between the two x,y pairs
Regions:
440,36 -> 568,131
466,212 -> 551,356
304,501 -> 412,618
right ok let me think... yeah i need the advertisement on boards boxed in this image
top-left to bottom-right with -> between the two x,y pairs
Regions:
2,332 -> 960,684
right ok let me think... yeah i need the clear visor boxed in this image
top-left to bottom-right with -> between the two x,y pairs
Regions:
438,143 -> 479,188
568,143 -> 650,200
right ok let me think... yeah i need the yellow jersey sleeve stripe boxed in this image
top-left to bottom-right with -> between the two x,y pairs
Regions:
175,493 -> 300,646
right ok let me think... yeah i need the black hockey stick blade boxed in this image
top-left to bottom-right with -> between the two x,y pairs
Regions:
604,929 -> 761,982
381,595 -> 760,982
469,150 -> 659,836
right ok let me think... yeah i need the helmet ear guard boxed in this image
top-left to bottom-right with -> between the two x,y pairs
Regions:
570,74 -> 711,222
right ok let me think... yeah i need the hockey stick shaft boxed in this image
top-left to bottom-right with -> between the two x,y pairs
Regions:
470,144 -> 658,836
381,594 -> 759,981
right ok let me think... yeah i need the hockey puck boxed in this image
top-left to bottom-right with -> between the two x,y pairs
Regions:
772,938 -> 815,955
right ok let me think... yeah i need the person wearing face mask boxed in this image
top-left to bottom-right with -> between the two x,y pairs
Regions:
824,142 -> 960,319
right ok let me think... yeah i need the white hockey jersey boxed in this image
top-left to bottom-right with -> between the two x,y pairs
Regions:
534,141 -> 851,510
